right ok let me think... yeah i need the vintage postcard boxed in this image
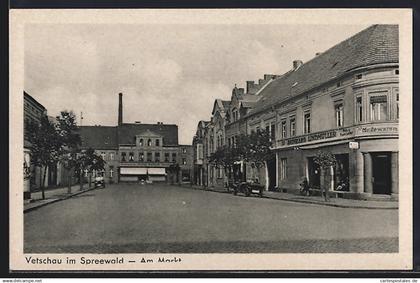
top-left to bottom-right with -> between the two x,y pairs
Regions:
9,9 -> 412,271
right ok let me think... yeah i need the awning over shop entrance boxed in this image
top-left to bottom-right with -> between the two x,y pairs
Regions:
148,168 -> 166,175
120,167 -> 147,175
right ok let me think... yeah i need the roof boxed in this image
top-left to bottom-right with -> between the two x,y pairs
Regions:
117,123 -> 178,146
211,99 -> 230,115
247,25 -> 398,116
24,91 -> 46,111
79,126 -> 118,149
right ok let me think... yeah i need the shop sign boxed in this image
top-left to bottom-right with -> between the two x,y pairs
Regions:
357,125 -> 398,135
281,127 -> 354,147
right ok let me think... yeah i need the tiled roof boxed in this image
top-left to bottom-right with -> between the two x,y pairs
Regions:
79,126 -> 118,149
247,24 -> 398,116
117,123 -> 178,146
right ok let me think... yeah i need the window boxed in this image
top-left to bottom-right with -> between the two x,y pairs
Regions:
265,125 -> 270,134
280,158 -> 287,180
396,90 -> 399,119
336,81 -> 342,87
395,69 -> 399,75
109,166 -> 114,178
356,97 -> 363,122
139,152 -> 144,162
155,139 -> 160,147
370,95 -> 388,121
172,153 -> 177,163
271,125 -> 276,140
335,103 -> 344,127
304,112 -> 311,134
182,158 -> 187,165
217,167 -> 223,178
281,120 -> 287,139
290,117 -> 296,137
164,152 -> 170,162
121,152 -> 126,162
84,169 -> 88,177
355,74 -> 363,80
109,152 -> 114,160
147,139 -> 152,146
101,152 -> 106,160
139,139 -> 143,146
129,152 -> 134,162
155,152 -> 160,162
182,148 -> 187,153
147,152 -> 152,162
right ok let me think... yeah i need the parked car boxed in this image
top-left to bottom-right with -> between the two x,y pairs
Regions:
94,173 -> 105,188
229,179 -> 264,197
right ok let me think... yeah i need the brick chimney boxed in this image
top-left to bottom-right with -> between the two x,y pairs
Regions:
118,92 -> 123,126
293,60 -> 303,70
246,81 -> 255,93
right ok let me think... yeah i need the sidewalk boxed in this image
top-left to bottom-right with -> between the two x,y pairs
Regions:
182,184 -> 398,210
24,184 -> 98,213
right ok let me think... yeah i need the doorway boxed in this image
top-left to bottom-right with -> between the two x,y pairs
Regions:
307,157 -> 321,189
371,152 -> 391,195
266,157 -> 276,190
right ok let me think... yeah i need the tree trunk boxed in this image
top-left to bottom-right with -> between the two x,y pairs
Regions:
79,170 -> 83,191
41,165 -> 47,200
67,171 -> 71,194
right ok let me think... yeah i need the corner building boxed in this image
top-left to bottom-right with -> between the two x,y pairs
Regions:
245,25 -> 399,200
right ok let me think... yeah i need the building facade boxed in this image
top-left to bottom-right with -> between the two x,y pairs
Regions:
79,93 -> 194,184
192,24 -> 399,200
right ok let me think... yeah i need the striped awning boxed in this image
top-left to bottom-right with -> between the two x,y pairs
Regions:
148,168 -> 166,175
120,167 -> 147,175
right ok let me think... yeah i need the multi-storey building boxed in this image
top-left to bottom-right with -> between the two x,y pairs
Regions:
79,93 -> 193,184
193,24 -> 399,200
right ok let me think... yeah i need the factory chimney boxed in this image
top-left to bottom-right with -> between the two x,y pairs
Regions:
118,92 -> 123,126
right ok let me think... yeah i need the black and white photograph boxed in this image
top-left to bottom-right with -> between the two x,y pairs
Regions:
10,9 -> 412,270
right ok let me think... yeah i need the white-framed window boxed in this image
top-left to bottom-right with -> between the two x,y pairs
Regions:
139,152 -> 144,162
335,103 -> 344,127
281,120 -> 287,139
109,167 -> 114,178
129,152 -> 134,161
356,96 -> 363,123
303,111 -> 311,134
370,95 -> 388,121
290,117 -> 296,137
109,152 -> 114,160
280,158 -> 287,180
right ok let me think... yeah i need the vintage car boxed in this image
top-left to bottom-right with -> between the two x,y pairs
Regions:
228,179 -> 264,197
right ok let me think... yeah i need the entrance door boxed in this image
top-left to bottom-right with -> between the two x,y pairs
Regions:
371,152 -> 391,195
266,157 -> 276,190
307,157 -> 321,189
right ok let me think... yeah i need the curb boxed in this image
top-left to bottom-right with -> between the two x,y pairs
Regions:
179,185 -> 398,210
24,187 -> 99,213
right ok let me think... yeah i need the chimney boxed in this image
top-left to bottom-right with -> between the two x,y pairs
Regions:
293,60 -> 303,70
264,74 -> 274,80
246,81 -> 255,93
118,92 -> 123,126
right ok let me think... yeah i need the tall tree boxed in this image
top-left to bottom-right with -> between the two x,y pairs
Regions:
27,116 -> 62,200
56,111 -> 81,194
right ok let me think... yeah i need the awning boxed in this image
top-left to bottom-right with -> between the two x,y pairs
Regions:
148,168 -> 166,175
120,167 -> 148,175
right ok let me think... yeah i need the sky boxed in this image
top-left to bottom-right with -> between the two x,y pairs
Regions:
24,23 -> 370,144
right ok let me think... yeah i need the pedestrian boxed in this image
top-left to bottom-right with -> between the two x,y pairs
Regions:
321,184 -> 330,202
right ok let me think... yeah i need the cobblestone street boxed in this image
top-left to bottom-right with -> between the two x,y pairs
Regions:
24,183 -> 398,253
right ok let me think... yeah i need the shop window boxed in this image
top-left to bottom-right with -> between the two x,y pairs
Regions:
334,154 -> 350,192
303,112 -> 311,134
290,117 -> 296,137
147,152 -> 152,162
370,95 -> 388,121
139,139 -> 143,146
356,97 -> 363,122
164,152 -> 170,162
335,103 -> 344,127
155,139 -> 160,147
280,158 -> 287,180
139,152 -> 144,162
281,120 -> 287,139
155,152 -> 160,163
